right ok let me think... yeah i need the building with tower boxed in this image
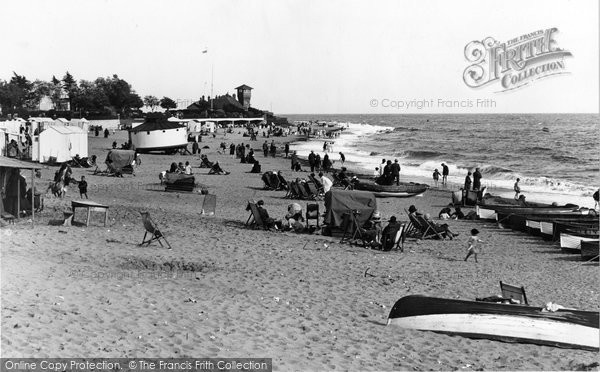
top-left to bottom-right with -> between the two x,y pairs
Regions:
235,84 -> 253,110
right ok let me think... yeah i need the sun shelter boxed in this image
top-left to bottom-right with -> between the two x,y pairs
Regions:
105,150 -> 136,174
0,156 -> 41,226
323,189 -> 377,233
32,125 -> 88,163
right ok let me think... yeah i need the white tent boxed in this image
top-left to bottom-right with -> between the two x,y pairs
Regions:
69,118 -> 90,132
32,126 -> 88,163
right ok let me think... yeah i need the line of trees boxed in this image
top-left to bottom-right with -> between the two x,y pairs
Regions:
0,71 -> 177,119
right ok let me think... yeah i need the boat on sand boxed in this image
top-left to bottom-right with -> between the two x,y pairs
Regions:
353,179 -> 428,198
387,295 -> 599,351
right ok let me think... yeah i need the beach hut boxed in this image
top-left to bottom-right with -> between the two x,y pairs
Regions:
69,118 -> 90,132
0,156 -> 41,226
201,121 -> 216,133
129,117 -> 188,153
32,126 -> 88,163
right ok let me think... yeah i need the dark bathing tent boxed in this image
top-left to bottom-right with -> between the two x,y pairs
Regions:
0,156 -> 41,227
323,189 -> 378,232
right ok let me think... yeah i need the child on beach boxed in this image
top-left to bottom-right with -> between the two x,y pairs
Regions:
78,176 -> 88,199
432,169 -> 441,187
464,228 -> 483,262
514,178 -> 521,200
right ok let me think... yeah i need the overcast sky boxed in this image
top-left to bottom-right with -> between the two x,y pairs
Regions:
1,0 -> 598,114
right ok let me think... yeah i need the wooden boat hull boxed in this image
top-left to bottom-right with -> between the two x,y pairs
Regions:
354,181 -> 428,198
387,295 -> 599,351
559,230 -> 599,252
581,241 -> 600,261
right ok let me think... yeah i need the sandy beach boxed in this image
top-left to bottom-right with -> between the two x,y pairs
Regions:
1,130 -> 598,371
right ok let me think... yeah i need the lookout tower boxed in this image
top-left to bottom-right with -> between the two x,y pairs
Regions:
235,84 -> 253,110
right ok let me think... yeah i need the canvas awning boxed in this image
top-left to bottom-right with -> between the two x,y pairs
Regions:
0,156 -> 41,169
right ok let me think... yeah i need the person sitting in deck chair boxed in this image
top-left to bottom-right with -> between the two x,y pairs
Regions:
280,203 -> 305,232
209,161 -> 230,175
256,200 -> 276,228
360,211 -> 383,247
380,216 -> 402,251
423,213 -> 459,239
199,154 -> 214,168
276,171 -> 289,190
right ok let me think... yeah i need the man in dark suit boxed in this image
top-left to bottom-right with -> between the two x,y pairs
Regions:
391,159 -> 401,185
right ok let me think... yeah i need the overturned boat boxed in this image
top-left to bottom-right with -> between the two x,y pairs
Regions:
354,180 -> 428,198
129,117 -> 188,154
387,295 -> 599,351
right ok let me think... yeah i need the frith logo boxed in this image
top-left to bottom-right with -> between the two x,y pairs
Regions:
463,28 -> 572,92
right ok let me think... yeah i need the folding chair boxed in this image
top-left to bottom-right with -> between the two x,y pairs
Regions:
393,223 -> 407,251
140,212 -> 172,249
306,203 -> 320,228
201,194 -> 216,216
287,182 -> 301,199
405,211 -> 443,240
305,182 -> 322,199
416,215 -> 446,240
500,281 -> 528,305
297,182 -> 311,199
245,201 -> 269,230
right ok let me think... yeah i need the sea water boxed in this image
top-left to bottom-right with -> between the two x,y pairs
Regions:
286,114 -> 599,208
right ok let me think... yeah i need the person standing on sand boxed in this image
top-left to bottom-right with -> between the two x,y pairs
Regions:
322,153 -> 332,173
473,167 -> 482,190
284,143 -> 290,158
464,171 -> 472,190
514,178 -> 521,200
441,163 -> 449,185
391,159 -> 401,185
263,141 -> 269,157
291,151 -> 299,171
78,176 -> 88,199
339,152 -> 345,165
433,168 -> 441,187
323,141 -> 327,152
380,159 -> 386,176
594,189 -> 599,210
308,150 -> 316,172
464,228 -> 483,263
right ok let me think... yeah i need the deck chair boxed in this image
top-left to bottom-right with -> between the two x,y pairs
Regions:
277,174 -> 289,191
305,182 -> 321,199
140,212 -> 172,249
245,201 -> 269,230
306,203 -> 320,228
297,182 -> 311,199
380,223 -> 407,251
405,210 -> 443,240
201,194 -> 217,216
500,281 -> 528,305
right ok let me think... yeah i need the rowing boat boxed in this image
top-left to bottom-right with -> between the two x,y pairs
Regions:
387,295 -> 599,351
353,180 -> 428,198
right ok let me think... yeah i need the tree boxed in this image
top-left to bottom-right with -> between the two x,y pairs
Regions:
160,96 -> 177,110
0,72 -> 35,113
94,74 -> 144,115
73,79 -> 110,112
62,71 -> 78,110
143,95 -> 160,111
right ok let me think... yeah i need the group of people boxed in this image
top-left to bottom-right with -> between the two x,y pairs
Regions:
375,159 -> 401,186
262,140 -> 278,158
254,200 -> 307,232
432,163 -> 449,187
290,151 -> 333,173
463,167 -> 483,191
